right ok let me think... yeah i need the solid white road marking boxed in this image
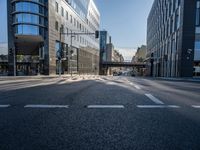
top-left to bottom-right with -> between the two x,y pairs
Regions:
0,105 -> 10,108
145,94 -> 164,105
87,105 -> 125,109
24,105 -> 69,108
191,105 -> 200,108
137,105 -> 180,108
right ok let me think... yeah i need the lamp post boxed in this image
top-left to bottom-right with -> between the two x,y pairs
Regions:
70,30 -> 74,77
9,48 -> 16,76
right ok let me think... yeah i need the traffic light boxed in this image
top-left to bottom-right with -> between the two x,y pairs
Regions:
95,30 -> 99,39
9,48 -> 13,56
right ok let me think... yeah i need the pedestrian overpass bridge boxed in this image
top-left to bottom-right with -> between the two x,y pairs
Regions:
101,62 -> 146,68
100,61 -> 146,75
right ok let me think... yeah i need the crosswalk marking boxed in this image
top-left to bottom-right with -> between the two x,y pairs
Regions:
145,94 -> 164,105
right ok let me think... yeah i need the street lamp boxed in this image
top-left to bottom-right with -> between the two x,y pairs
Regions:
69,49 -> 74,76
9,48 -> 16,76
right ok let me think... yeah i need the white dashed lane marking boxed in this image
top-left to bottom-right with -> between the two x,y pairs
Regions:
145,94 -> 164,105
0,104 -> 198,109
87,105 -> 125,109
24,105 -> 69,108
0,105 -> 10,108
137,105 -> 180,108
191,105 -> 200,108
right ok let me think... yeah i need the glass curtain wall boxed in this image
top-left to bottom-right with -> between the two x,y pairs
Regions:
194,1 -> 200,76
0,0 -> 8,76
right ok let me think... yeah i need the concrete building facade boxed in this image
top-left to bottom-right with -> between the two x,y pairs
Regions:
99,31 -> 124,75
0,0 -> 100,76
147,0 -> 200,77
132,45 -> 147,63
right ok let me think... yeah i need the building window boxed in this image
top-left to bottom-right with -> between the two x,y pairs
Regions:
55,2 -> 58,13
77,21 -> 79,28
196,27 -> 200,33
61,7 -> 64,17
15,25 -> 40,35
70,15 -> 72,23
175,9 -> 180,30
196,1 -> 200,26
74,18 -> 76,26
66,27 -> 68,36
194,41 -> 200,60
61,24 -> 64,33
55,41 -> 60,58
55,21 -> 58,31
66,11 -> 68,20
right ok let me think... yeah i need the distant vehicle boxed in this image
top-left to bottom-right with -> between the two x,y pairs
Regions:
113,72 -> 118,76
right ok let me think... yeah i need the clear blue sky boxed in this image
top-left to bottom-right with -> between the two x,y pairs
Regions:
94,0 -> 154,60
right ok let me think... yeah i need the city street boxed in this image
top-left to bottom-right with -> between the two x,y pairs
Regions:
0,76 -> 200,150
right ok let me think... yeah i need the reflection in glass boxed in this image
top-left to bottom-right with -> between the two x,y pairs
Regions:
194,41 -> 200,61
15,25 -> 40,35
14,14 -> 45,25
15,2 -> 44,14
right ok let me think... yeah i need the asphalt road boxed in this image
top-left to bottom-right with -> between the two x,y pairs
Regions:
0,75 -> 200,150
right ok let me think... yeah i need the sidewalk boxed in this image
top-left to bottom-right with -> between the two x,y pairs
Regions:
155,77 -> 200,83
0,74 -> 78,81
0,74 -> 99,81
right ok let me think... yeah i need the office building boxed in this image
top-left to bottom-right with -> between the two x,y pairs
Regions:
132,45 -> 147,63
99,30 -> 109,75
0,0 -> 100,76
147,0 -> 200,77
99,31 -> 124,75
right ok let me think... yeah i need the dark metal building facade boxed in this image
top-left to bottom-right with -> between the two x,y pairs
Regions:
147,0 -> 200,77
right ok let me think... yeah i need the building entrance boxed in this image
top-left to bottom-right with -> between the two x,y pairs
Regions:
16,62 -> 39,76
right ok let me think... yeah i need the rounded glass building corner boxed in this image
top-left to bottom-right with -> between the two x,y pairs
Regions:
10,0 -> 49,76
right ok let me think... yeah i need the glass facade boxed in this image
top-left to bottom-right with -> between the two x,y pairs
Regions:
10,0 -> 48,76
14,2 -> 45,14
67,0 -> 90,20
13,1 -> 47,36
15,25 -> 42,35
194,1 -> 200,76
194,41 -> 200,60
147,0 -> 181,77
100,31 -> 109,62
0,0 -> 8,75
195,1 -> 200,61
14,14 -> 45,25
